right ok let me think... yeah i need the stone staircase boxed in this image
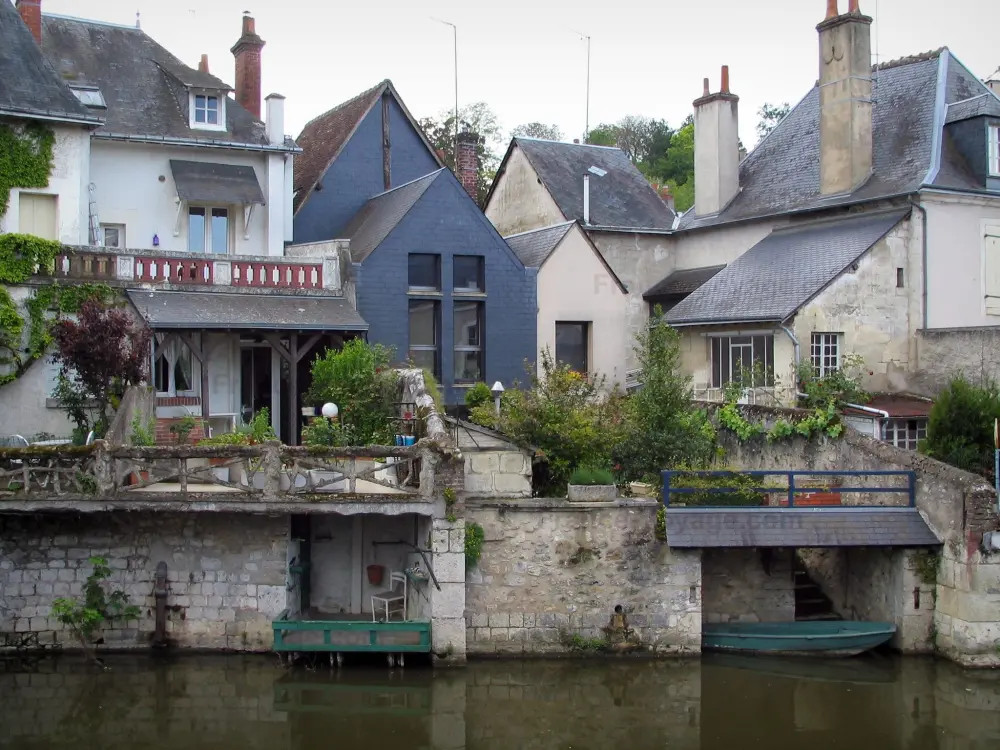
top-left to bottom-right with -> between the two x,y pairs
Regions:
794,559 -> 841,622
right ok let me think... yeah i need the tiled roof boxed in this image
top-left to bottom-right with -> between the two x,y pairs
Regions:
39,14 -> 273,146
644,265 -> 726,300
0,3 -> 97,123
503,222 -> 574,268
844,394 -> 935,419
679,49 -> 997,231
341,170 -> 443,263
501,138 -> 677,231
666,209 -> 909,325
945,94 -> 1000,124
665,508 -> 940,547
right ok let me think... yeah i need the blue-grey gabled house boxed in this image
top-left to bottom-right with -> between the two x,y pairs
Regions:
293,81 -> 536,405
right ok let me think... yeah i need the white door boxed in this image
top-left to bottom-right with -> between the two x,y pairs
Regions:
18,193 -> 58,240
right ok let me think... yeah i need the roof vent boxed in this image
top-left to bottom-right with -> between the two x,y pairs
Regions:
587,166 -> 607,177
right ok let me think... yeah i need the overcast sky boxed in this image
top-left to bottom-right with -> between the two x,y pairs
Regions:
40,0 -> 999,148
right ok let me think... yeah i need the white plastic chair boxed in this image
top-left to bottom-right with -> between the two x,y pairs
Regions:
370,572 -> 407,623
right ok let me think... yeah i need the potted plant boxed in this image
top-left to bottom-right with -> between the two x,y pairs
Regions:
197,430 -> 251,482
301,416 -> 346,492
128,413 -> 156,485
567,467 -> 617,503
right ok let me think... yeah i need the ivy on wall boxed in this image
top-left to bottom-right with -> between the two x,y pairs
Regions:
0,122 -> 55,216
0,234 -> 116,388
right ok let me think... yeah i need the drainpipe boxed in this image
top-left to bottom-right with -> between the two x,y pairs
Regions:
780,324 -> 800,368
909,198 -> 928,330
583,174 -> 590,225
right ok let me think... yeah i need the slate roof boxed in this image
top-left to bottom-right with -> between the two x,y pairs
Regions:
503,222 -> 574,268
126,290 -> 367,331
679,49 -> 997,231
293,80 -> 444,215
665,209 -> 909,325
664,508 -> 941,547
341,170 -> 444,263
0,3 -> 98,123
494,138 -> 677,231
945,94 -> 1000,124
169,161 -> 265,205
644,265 -> 726,301
38,14 -> 279,148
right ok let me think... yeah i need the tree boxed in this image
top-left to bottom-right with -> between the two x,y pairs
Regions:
585,126 -> 617,147
511,122 -> 562,141
919,376 -> 1000,481
756,102 -> 791,142
50,299 -> 150,439
419,102 -> 504,205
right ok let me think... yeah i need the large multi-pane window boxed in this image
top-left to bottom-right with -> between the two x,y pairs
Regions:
408,300 -> 439,377
454,301 -> 483,382
188,207 -> 229,253
453,255 -> 484,292
555,322 -> 589,374
153,337 -> 194,396
883,418 -> 927,451
989,124 -> 1000,177
408,254 -> 440,291
810,332 -> 841,377
710,334 -> 774,388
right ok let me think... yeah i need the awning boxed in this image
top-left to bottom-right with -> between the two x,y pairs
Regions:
127,290 -> 368,331
169,160 -> 265,205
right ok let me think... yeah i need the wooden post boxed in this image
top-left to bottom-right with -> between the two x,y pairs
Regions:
288,334 -> 298,446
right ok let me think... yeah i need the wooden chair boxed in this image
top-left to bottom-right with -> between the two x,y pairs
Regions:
370,571 -> 407,623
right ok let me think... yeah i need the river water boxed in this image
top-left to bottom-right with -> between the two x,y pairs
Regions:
1,653 -> 998,749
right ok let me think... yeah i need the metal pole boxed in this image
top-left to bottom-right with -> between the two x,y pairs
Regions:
431,18 -> 459,162
584,35 -> 590,143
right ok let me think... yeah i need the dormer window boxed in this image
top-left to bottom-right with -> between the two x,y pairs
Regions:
990,124 -> 1000,177
190,90 -> 226,131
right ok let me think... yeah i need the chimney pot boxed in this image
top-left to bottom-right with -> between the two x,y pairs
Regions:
703,78 -> 710,96
198,54 -> 210,74
848,0 -> 860,12
573,139 -> 580,144
243,12 -> 256,35
720,65 -> 730,94
826,0 -> 839,18
16,0 -> 42,44
231,12 -> 266,120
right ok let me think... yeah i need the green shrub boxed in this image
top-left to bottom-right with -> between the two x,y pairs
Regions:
465,382 -> 492,410
129,413 -> 156,446
465,521 -> 485,568
569,466 -> 615,485
301,416 -> 354,448
797,353 -> 870,408
197,431 -> 251,447
305,339 -> 397,446
920,376 -> 1000,479
665,469 -> 766,507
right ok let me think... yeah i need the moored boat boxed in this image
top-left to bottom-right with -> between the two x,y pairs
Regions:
702,620 -> 896,657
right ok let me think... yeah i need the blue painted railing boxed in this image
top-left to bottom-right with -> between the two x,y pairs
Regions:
661,470 -> 916,508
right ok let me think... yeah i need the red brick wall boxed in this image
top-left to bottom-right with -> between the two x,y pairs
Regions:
16,0 -> 42,44
232,15 -> 265,119
456,132 -> 479,200
155,418 -> 207,446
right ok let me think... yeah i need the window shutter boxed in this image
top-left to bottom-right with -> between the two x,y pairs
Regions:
986,232 -> 1000,316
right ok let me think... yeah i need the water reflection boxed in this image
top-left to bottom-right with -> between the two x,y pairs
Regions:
1,653 -> 998,749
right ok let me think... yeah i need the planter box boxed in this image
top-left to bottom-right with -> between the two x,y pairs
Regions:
629,482 -> 656,498
567,484 -> 617,503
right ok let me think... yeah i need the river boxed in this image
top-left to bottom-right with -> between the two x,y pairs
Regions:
1,653 -> 998,749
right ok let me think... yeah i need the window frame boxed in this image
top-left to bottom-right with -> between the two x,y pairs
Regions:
453,255 -> 485,293
810,332 -> 842,378
153,337 -> 197,398
989,123 -> 1000,178
188,206 -> 231,254
408,254 -> 441,292
453,300 -> 484,383
555,321 -> 590,375
190,91 -> 227,132
883,417 -> 927,451
709,334 -> 775,389
408,299 -> 441,379
100,223 -> 126,249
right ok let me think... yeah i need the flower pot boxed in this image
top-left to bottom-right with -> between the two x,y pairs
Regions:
130,470 -> 150,485
367,564 -> 385,586
795,492 -> 842,507
567,484 -> 617,502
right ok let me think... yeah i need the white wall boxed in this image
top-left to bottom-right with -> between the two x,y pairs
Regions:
89,140 -> 283,256
1,123 -> 90,244
536,226 -> 629,386
485,146 -> 566,237
923,191 -> 1000,329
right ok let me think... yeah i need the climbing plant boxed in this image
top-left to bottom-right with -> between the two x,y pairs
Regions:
0,122 -> 55,215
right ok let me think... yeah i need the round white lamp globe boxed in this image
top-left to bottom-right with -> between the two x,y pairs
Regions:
321,403 -> 339,419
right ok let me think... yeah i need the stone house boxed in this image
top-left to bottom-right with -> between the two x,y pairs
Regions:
293,82 -> 537,406
0,3 -> 372,445
485,1 -> 1000,425
504,221 -> 629,387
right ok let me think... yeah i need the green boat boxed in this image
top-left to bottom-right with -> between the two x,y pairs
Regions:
702,621 -> 897,657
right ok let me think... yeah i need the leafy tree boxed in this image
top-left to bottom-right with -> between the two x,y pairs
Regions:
919,376 -> 1000,480
511,122 -> 562,141
419,102 -> 504,205
50,299 -> 151,439
756,102 -> 791,142
796,353 -> 870,408
585,126 -> 617,146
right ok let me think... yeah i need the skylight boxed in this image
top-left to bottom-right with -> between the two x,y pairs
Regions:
69,85 -> 106,109
588,166 -> 608,177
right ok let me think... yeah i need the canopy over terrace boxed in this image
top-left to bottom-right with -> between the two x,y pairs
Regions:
127,289 -> 368,444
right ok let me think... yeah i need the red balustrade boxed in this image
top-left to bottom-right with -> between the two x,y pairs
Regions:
231,260 -> 322,289
135,256 -> 213,285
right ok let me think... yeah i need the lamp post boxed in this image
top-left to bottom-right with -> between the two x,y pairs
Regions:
491,381 -> 504,418
321,403 -> 339,420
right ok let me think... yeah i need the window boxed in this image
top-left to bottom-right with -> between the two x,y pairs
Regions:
188,207 -> 229,254
195,94 -> 219,125
990,124 -> 1000,177
454,301 -> 483,382
454,255 -> 484,292
555,322 -> 589,374
153,337 -> 195,396
985,228 -> 1000,315
17,193 -> 57,241
101,223 -> 126,249
710,335 -> 774,388
883,418 -> 927,451
810,333 -> 841,377
408,300 -> 439,377
408,254 -> 440,291
896,268 -> 904,288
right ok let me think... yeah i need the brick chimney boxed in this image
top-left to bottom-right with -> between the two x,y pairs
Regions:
231,11 -> 265,119
456,129 -> 479,200
817,0 -> 873,195
693,65 -> 740,216
198,54 -> 210,74
16,0 -> 42,44
657,185 -> 676,214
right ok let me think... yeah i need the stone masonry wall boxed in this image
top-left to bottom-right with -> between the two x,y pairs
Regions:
0,512 -> 288,651
465,500 -> 701,655
463,450 -> 532,498
701,548 -> 795,623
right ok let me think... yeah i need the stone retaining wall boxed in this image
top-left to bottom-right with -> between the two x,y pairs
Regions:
701,548 -> 795,623
464,500 -> 701,655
